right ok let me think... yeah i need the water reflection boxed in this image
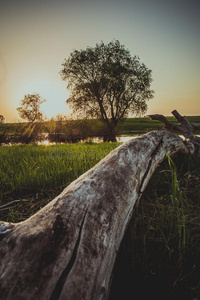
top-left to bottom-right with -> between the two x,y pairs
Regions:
116,135 -> 140,143
81,135 -> 140,144
2,134 -> 200,146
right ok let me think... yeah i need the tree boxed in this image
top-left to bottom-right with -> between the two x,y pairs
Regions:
60,40 -> 154,141
0,115 -> 5,123
17,93 -> 46,123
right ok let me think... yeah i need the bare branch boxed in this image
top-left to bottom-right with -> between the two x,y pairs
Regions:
149,110 -> 200,152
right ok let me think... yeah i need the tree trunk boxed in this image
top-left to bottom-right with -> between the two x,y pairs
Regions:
0,112 -> 199,300
103,123 -> 117,142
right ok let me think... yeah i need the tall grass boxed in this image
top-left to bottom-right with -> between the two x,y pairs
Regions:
110,153 -> 200,299
0,143 -> 119,218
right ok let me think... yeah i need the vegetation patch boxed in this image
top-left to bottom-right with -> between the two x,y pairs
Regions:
1,115 -> 200,145
0,142 -> 119,221
0,143 -> 199,299
110,153 -> 200,300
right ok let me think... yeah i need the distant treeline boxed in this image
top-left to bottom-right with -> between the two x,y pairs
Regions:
0,116 -> 200,145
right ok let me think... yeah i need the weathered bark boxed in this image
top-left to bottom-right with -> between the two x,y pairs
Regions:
149,110 -> 200,152
0,111 -> 199,300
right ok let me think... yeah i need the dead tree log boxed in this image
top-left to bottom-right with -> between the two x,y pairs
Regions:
149,110 -> 200,152
0,111 -> 199,300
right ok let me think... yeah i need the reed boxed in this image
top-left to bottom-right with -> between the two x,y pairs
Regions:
110,153 -> 200,299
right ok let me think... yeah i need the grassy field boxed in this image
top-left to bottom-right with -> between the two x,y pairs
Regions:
1,115 -> 200,139
117,115 -> 200,134
0,142 -> 119,220
0,142 -> 200,299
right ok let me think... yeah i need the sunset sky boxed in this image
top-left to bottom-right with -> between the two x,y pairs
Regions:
0,0 -> 200,122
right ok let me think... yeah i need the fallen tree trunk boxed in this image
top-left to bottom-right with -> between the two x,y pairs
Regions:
0,111 -> 199,300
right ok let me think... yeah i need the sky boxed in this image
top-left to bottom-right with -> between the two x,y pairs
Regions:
0,0 -> 200,122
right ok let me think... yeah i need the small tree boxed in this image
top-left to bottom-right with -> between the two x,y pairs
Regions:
17,93 -> 46,123
60,40 -> 154,141
0,115 -> 5,123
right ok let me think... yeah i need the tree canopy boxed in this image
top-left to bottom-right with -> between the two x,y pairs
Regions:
0,115 -> 5,123
17,93 -> 46,123
60,40 -> 154,140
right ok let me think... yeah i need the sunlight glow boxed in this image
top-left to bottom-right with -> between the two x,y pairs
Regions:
0,0 -> 199,121
13,76 -> 71,120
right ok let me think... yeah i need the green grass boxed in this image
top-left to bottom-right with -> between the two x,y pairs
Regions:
117,115 -> 200,135
0,142 -> 119,221
117,116 -> 162,134
110,153 -> 200,299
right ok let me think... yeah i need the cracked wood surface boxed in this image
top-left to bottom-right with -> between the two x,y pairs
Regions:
0,130 -> 191,300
